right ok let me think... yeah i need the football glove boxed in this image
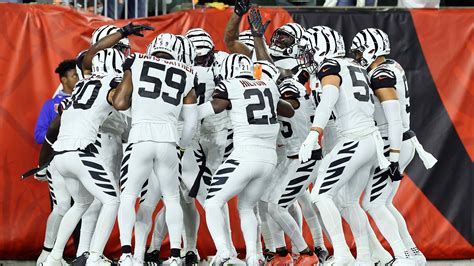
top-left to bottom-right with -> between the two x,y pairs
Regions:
234,0 -> 250,17
388,161 -> 403,181
34,167 -> 48,182
248,8 -> 271,37
119,23 -> 155,37
299,130 -> 321,163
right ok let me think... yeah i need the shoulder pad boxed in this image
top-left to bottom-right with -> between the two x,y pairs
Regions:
371,67 -> 396,90
122,54 -> 137,71
317,58 -> 341,81
278,78 -> 300,99
212,81 -> 229,100
109,76 -> 123,88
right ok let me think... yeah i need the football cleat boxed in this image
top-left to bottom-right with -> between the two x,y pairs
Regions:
266,253 -> 293,266
118,254 -> 133,266
314,246 -> 329,264
184,251 -> 198,266
162,257 -> 181,266
144,250 -> 160,265
41,255 -> 63,266
294,253 -> 318,266
72,252 -> 90,266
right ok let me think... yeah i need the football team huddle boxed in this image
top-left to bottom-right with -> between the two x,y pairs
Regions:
34,0 -> 438,265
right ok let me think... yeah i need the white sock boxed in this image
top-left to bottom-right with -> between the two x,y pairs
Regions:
163,195 -> 184,249
89,202 -> 119,255
51,203 -> 90,260
118,194 -> 137,247
267,213 -> 286,249
205,202 -> 231,258
149,208 -> 167,252
268,203 -> 308,252
367,223 -> 393,262
340,205 -> 371,261
288,202 -> 303,254
43,209 -> 65,251
134,204 -> 156,261
238,207 -> 259,258
181,198 -> 199,252
315,198 -> 352,259
77,199 -> 101,256
254,206 -> 263,256
258,201 -> 275,251
387,203 -> 419,251
369,206 -> 408,258
298,192 -> 325,248
223,203 -> 236,254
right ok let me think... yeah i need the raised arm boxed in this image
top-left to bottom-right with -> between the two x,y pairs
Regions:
224,0 -> 252,57
248,8 -> 273,63
82,23 -> 154,72
113,70 -> 133,110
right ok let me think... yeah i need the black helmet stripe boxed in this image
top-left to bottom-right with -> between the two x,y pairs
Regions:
367,29 -> 378,54
375,29 -> 386,51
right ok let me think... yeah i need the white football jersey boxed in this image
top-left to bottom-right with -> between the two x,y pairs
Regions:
53,73 -> 119,151
125,53 -> 195,144
213,77 -> 280,163
316,58 -> 376,136
368,59 -> 411,135
278,78 -> 313,157
196,64 -> 229,133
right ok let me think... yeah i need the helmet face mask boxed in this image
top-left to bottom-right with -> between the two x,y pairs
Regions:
269,23 -> 305,58
114,42 -> 131,57
195,49 -> 215,67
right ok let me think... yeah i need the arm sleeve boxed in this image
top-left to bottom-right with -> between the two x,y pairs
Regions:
311,84 -> 339,129
179,103 -> 198,148
198,101 -> 216,120
381,99 -> 403,160
371,68 -> 397,90
34,101 -> 53,144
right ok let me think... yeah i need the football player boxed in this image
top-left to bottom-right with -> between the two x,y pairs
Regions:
70,23 -> 153,265
298,26 -> 391,265
113,33 -> 197,266
352,28 -> 437,266
199,53 -> 294,265
42,48 -> 125,266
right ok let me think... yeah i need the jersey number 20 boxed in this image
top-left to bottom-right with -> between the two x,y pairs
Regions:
244,88 -> 277,125
138,61 -> 186,106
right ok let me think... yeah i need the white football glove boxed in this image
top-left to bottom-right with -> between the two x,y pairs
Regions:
34,167 -> 48,182
299,131 -> 321,163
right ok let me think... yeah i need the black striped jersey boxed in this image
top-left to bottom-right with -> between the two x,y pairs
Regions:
198,51 -> 230,133
278,78 -> 313,157
53,73 -> 120,152
316,57 -> 375,135
213,77 -> 280,152
369,59 -> 411,135
124,53 -> 195,144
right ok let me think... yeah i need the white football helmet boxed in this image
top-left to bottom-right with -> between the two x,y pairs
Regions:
220,53 -> 253,80
91,25 -> 130,56
176,35 -> 196,66
351,28 -> 390,68
91,48 -> 125,75
185,28 -> 215,66
269,23 -> 305,58
297,26 -> 345,75
147,33 -> 182,61
253,60 -> 280,82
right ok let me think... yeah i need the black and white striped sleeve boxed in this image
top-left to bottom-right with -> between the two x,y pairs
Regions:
370,67 -> 396,90
58,98 -> 72,115
316,58 -> 341,81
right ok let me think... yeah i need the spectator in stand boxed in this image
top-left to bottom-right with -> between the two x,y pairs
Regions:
324,0 -> 375,6
34,59 -> 78,144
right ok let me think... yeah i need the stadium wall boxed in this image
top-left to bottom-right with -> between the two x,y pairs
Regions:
0,3 -> 472,259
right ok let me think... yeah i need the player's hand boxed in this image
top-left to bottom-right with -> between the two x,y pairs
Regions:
388,161 -> 403,181
299,130 -> 321,163
120,23 -> 155,37
234,0 -> 250,17
248,8 -> 270,37
34,167 -> 48,182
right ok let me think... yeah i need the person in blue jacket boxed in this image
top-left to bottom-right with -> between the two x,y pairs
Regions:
34,59 -> 78,144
